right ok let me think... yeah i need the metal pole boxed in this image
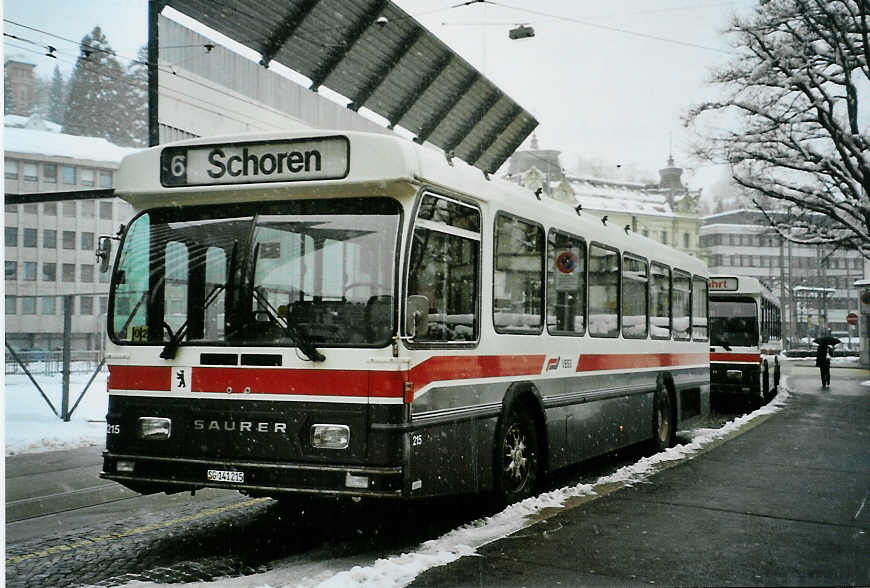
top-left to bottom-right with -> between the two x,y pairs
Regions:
148,0 -> 160,147
61,295 -> 72,421
779,236 -> 791,351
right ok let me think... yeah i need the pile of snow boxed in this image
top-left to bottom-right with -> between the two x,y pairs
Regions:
4,365 -> 109,455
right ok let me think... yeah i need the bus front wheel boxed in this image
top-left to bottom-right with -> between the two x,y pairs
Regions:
495,407 -> 539,506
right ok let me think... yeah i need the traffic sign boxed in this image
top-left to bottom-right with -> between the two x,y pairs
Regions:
847,312 -> 858,325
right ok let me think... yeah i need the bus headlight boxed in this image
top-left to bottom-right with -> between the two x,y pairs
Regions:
138,417 -> 172,440
310,424 -> 350,449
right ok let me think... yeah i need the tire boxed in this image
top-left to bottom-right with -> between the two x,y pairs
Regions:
651,383 -> 675,452
762,362 -> 770,402
750,371 -> 764,411
494,407 -> 539,506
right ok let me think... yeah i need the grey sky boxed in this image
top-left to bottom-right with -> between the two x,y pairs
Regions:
3,0 -> 748,185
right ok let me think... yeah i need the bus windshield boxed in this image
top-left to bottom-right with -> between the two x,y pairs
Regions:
109,197 -> 401,349
709,297 -> 759,348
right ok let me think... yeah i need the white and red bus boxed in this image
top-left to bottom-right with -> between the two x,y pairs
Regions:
99,130 -> 710,505
709,275 -> 781,408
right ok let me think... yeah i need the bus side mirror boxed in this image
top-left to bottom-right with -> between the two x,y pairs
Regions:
406,295 -> 430,339
96,236 -> 113,273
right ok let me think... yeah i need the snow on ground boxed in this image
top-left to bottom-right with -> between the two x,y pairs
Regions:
4,364 -> 109,456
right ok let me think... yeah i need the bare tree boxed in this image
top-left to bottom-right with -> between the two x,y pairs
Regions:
686,0 -> 870,256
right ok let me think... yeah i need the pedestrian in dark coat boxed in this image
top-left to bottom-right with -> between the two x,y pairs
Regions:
816,342 -> 833,388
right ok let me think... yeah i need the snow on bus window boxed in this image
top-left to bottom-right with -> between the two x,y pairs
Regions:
493,213 -> 543,334
622,254 -> 648,339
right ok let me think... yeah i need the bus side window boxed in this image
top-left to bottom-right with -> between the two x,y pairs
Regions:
650,262 -> 671,339
407,194 -> 481,343
622,254 -> 648,339
547,230 -> 586,336
692,274 -> 708,341
672,269 -> 692,340
588,243 -> 620,337
493,213 -> 544,334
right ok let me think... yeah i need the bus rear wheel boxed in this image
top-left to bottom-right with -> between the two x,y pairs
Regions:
651,385 -> 675,452
495,408 -> 539,506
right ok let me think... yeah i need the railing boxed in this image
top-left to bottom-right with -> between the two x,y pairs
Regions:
5,350 -> 105,376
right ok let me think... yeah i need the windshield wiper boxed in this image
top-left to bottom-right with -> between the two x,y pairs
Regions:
160,284 -> 226,359
252,285 -> 325,362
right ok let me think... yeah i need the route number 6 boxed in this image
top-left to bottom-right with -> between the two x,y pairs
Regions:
170,154 -> 186,177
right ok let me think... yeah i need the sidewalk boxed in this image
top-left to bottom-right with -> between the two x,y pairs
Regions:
411,363 -> 870,587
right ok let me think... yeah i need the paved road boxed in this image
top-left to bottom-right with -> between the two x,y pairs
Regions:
411,362 -> 870,587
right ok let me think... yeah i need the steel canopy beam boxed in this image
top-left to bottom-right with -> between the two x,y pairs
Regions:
259,0 -> 320,69
388,51 -> 452,129
348,26 -> 423,112
309,0 -> 388,92
414,70 -> 478,145
467,104 -> 522,168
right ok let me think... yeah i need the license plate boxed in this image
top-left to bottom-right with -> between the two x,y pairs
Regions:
207,469 -> 244,483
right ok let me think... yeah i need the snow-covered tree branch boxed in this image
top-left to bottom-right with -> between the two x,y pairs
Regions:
686,0 -> 870,257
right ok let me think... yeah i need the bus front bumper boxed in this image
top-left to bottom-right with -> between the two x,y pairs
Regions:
101,452 -> 404,498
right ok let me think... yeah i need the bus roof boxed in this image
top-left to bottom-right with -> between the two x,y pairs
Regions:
114,130 -> 706,276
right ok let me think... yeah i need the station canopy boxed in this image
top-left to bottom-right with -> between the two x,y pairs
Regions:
161,0 -> 538,174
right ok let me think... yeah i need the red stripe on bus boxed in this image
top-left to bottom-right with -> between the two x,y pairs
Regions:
576,353 -> 709,371
191,367 -> 378,397
710,352 -> 760,363
407,354 -> 548,394
108,365 -> 170,391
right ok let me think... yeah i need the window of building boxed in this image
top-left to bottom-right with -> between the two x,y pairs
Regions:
80,168 -> 95,186
80,296 -> 94,315
5,226 -> 18,247
683,233 -> 690,249
99,170 -> 112,188
22,162 -> 38,181
63,230 -> 76,249
20,296 -> 36,315
40,296 -> 56,315
5,295 -> 16,314
43,229 -> 56,248
661,231 -> 668,245
62,263 -> 75,282
99,296 -> 108,314
42,262 -> 56,281
23,261 -> 37,281
23,203 -> 38,214
406,194 -> 481,343
99,200 -> 113,220
44,202 -> 57,216
589,243 -> 620,337
62,165 -> 76,185
494,213 -> 544,334
43,163 -> 57,183
6,261 -> 18,280
81,200 -> 94,217
547,231 -> 586,336
81,232 -> 94,250
81,264 -> 94,283
5,159 -> 18,179
622,254 -> 649,339
63,201 -> 77,217
22,228 -> 37,247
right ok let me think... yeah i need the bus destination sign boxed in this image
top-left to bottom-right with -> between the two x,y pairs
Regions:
709,277 -> 739,291
160,136 -> 350,187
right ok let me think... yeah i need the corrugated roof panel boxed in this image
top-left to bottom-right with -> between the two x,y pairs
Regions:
163,0 -> 536,172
